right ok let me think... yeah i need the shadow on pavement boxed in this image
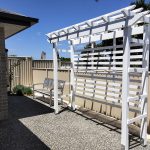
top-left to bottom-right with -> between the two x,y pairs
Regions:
0,96 -> 52,150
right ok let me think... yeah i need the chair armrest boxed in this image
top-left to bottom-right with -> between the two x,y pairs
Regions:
50,87 -> 54,91
50,86 -> 63,91
33,83 -> 44,86
33,83 -> 44,89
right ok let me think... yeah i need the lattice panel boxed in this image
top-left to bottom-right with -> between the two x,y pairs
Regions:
74,73 -> 142,109
74,43 -> 143,72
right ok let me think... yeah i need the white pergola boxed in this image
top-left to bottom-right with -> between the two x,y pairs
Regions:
46,5 -> 150,150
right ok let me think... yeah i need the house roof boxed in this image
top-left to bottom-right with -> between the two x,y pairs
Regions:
0,9 -> 39,39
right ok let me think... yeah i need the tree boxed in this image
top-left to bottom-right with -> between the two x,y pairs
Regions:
131,0 -> 150,10
60,57 -> 70,61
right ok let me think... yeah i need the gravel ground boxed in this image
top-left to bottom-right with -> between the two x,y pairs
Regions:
0,96 -> 150,150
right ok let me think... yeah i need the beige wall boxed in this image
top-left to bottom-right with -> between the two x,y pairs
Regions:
8,57 -> 33,89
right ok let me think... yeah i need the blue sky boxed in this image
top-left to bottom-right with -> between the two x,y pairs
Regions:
1,0 -> 138,59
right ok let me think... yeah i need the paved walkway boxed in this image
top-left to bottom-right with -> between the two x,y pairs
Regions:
0,96 -> 149,150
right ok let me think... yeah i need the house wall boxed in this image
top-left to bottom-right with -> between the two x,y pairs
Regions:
0,27 -> 8,120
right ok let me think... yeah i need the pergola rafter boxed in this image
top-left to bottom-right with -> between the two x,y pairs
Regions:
46,5 -> 150,150
47,5 -> 149,43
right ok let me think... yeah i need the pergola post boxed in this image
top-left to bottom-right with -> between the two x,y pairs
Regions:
121,25 -> 131,149
70,40 -> 76,110
53,42 -> 59,114
140,25 -> 150,146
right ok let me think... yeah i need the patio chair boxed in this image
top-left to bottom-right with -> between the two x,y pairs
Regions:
33,78 -> 65,106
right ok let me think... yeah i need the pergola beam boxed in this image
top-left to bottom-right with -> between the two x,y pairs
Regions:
47,10 -> 149,43
47,5 -> 136,37
47,5 -> 149,44
71,26 -> 144,45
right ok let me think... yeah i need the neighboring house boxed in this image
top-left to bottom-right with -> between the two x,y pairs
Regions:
41,51 -> 46,60
0,9 -> 38,121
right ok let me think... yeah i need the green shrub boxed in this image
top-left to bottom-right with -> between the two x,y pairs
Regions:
13,85 -> 32,96
13,85 -> 25,96
24,87 -> 32,95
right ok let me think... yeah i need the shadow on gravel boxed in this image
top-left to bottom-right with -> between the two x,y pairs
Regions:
0,96 -> 52,150
8,96 -> 54,119
129,135 -> 141,149
73,109 -> 143,150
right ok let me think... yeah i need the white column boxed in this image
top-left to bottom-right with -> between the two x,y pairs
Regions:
53,42 -> 59,114
69,40 -> 76,110
113,31 -> 116,70
91,42 -> 94,110
140,25 -> 150,146
91,42 -> 94,68
121,25 -> 131,150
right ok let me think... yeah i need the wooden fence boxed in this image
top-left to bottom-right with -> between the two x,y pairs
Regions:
32,59 -> 71,69
32,60 -> 53,68
8,56 -> 33,90
8,57 -> 71,89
